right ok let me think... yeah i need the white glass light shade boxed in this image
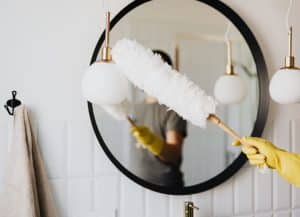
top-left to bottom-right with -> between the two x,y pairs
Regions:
214,75 -> 247,105
82,62 -> 129,105
269,68 -> 300,104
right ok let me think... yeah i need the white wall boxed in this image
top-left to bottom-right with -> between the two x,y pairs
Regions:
0,0 -> 300,217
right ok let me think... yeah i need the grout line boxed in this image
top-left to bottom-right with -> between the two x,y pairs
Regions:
143,188 -> 146,217
251,167 -> 254,215
233,175 -> 236,216
289,120 -> 295,208
211,189 -> 215,217
116,173 -> 121,217
119,175 -> 123,217
166,194 -> 170,217
65,121 -> 70,217
231,179 -> 234,216
289,120 -> 293,211
269,120 -> 274,216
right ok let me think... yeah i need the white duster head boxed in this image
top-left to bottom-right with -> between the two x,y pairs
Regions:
112,39 -> 217,127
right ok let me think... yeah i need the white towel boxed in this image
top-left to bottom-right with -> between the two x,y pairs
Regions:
0,106 -> 58,217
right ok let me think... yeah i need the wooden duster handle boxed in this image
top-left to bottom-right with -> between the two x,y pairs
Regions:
126,116 -> 136,127
207,114 -> 250,147
207,113 -> 269,171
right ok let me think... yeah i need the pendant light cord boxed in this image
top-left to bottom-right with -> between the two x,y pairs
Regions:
224,22 -> 234,74
224,22 -> 231,43
102,0 -> 109,13
101,0 -> 112,61
285,0 -> 294,31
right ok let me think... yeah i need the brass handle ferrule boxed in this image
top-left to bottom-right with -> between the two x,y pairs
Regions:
284,26 -> 296,69
101,11 -> 112,62
225,40 -> 235,75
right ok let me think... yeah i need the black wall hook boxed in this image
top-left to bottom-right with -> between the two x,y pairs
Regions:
4,90 -> 22,115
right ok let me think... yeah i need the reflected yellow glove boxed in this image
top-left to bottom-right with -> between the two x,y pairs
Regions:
131,126 -> 164,156
233,137 -> 300,186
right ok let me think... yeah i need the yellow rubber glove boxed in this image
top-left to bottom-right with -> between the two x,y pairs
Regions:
131,126 -> 164,156
233,137 -> 300,187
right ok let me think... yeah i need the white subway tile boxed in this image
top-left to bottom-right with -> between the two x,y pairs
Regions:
274,211 -> 291,217
94,175 -> 119,216
67,179 -> 93,216
50,179 -> 67,217
291,119 -> 300,153
120,175 -> 145,217
192,191 -> 212,217
255,214 -> 272,217
273,119 -> 291,151
254,168 -> 273,212
213,181 -> 233,217
0,120 -> 8,185
292,210 -> 300,217
291,120 -> 300,208
273,120 -> 291,211
145,190 -> 168,217
37,121 -> 67,178
292,186 -> 300,209
235,215 -> 252,217
94,137 -> 118,176
234,166 -> 253,215
273,172 -> 291,211
67,121 -> 93,177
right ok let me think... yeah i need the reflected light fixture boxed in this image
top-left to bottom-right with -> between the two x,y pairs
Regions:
214,24 -> 247,105
82,11 -> 129,105
269,0 -> 300,104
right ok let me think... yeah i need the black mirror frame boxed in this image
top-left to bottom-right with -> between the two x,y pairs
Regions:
88,0 -> 269,195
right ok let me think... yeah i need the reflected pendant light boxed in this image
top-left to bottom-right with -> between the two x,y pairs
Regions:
269,0 -> 300,104
214,24 -> 247,105
82,11 -> 129,105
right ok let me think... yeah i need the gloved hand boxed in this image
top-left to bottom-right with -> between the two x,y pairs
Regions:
131,126 -> 164,156
233,136 -> 300,186
232,137 -> 280,168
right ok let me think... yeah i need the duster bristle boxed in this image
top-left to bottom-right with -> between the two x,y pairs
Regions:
112,39 -> 217,128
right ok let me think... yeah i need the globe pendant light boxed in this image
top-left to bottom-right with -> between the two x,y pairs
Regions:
269,26 -> 300,104
82,11 -> 129,105
214,38 -> 247,105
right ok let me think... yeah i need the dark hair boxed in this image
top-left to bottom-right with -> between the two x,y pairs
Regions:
152,50 -> 173,66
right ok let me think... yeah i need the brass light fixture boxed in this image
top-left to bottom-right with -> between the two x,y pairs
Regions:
269,0 -> 300,104
82,10 -> 129,105
214,23 -> 247,105
101,12 -> 112,62
225,40 -> 235,75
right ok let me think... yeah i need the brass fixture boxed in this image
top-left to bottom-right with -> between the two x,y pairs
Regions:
101,11 -> 112,62
283,27 -> 298,69
184,201 -> 199,217
175,44 -> 180,71
225,40 -> 235,75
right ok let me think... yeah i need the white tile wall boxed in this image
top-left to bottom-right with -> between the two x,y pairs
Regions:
1,1 -> 300,217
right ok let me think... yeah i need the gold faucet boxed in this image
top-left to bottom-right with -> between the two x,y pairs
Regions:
184,201 -> 199,217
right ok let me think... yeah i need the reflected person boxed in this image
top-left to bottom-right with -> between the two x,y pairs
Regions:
129,50 -> 187,188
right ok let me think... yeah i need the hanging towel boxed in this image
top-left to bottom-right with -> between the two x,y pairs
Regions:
0,106 -> 58,217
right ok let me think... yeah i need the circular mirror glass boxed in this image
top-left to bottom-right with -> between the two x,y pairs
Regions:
89,0 -> 268,194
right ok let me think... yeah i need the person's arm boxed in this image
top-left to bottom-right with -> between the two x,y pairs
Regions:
130,127 -> 185,165
233,137 -> 300,187
158,130 -> 184,165
131,109 -> 186,165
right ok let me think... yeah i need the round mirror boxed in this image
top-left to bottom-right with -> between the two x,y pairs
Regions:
88,0 -> 269,194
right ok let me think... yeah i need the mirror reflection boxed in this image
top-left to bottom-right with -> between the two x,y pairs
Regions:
94,0 -> 258,187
